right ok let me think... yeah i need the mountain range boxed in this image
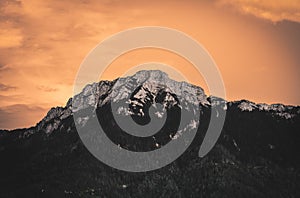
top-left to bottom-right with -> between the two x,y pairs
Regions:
0,70 -> 299,197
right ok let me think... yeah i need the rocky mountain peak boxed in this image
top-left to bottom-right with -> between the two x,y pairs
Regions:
23,70 -> 299,136
131,70 -> 169,83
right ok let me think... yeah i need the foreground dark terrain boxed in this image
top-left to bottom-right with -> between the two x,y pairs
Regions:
0,71 -> 299,197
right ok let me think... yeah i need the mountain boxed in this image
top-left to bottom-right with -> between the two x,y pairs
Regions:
0,70 -> 299,198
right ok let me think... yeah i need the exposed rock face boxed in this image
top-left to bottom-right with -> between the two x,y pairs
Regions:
0,70 -> 299,197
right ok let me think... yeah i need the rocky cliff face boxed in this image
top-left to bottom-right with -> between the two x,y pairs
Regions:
0,70 -> 299,197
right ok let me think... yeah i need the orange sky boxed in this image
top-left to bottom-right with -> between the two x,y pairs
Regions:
0,0 -> 299,129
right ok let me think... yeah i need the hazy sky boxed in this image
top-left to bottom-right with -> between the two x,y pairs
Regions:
0,0 -> 300,129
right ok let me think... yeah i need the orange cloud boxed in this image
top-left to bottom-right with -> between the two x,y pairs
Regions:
217,0 -> 300,23
0,83 -> 17,91
0,104 -> 47,129
0,27 -> 23,48
37,85 -> 58,92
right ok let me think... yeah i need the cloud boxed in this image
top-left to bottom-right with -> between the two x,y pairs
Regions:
0,94 -> 19,101
216,0 -> 300,23
0,0 -> 148,113
0,64 -> 9,72
0,104 -> 47,129
0,83 -> 17,91
37,85 -> 58,92
0,1 -> 23,48
0,27 -> 23,48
